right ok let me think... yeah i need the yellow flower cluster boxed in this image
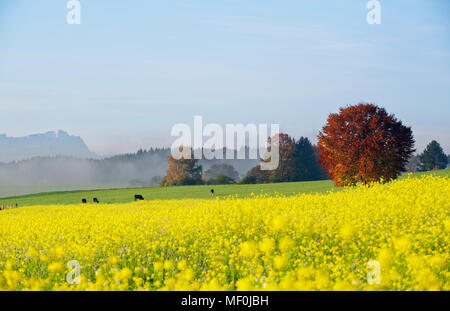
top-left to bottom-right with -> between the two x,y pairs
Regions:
0,175 -> 448,291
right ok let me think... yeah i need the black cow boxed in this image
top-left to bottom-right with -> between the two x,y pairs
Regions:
210,189 -> 215,196
93,198 -> 99,203
81,198 -> 87,204
134,194 -> 144,201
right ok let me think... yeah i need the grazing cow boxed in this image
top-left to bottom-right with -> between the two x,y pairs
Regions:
93,198 -> 99,203
210,189 -> 215,196
81,198 -> 87,204
134,194 -> 144,201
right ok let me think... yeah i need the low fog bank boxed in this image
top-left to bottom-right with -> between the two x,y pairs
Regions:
0,148 -> 258,197
0,151 -> 170,187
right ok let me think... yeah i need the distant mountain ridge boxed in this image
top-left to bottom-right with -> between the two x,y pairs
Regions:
0,130 -> 98,163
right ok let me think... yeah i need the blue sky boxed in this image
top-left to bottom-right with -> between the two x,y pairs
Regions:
0,0 -> 449,155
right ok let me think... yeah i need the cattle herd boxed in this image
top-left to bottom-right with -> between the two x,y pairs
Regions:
3,190 -> 219,210
81,195 -> 145,204
3,190 -> 217,209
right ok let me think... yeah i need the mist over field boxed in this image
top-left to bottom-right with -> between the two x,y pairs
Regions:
0,130 -> 258,197
0,149 -> 259,198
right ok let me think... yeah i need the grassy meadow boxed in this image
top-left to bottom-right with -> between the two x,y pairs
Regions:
0,184 -> 126,200
0,180 -> 335,206
0,169 -> 448,207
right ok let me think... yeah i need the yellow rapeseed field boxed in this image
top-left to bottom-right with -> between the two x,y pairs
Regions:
0,175 -> 448,291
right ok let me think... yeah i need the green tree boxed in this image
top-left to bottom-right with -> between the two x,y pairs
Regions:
239,165 -> 270,184
240,134 -> 328,184
267,133 -> 297,182
207,174 -> 235,185
417,140 -> 448,171
203,163 -> 239,181
291,137 -> 327,181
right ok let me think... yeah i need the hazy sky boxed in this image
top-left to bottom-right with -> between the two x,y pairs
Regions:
0,0 -> 449,155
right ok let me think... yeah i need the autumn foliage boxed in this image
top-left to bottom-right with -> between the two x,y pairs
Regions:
162,147 -> 203,186
318,103 -> 415,186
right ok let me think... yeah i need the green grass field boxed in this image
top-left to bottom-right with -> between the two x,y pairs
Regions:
0,169 -> 448,207
0,184 -> 126,199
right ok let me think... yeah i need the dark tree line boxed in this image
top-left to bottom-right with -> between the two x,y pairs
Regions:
160,135 -> 329,186
240,135 -> 328,184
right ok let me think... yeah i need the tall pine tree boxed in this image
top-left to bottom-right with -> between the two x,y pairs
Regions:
417,140 -> 448,171
292,137 -> 327,181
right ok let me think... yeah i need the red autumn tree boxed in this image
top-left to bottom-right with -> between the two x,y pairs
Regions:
318,103 -> 415,186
